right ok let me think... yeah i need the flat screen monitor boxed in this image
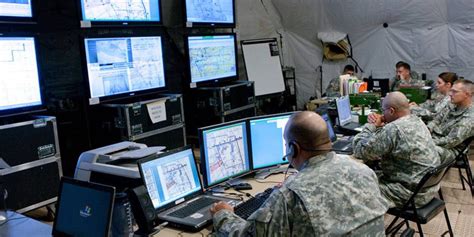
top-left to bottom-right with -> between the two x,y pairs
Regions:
249,113 -> 294,170
83,36 -> 166,104
198,120 -> 251,187
336,96 -> 352,126
0,0 -> 33,19
365,78 -> 390,97
0,36 -> 43,117
186,34 -> 237,87
137,146 -> 202,210
184,0 -> 235,27
79,0 -> 161,26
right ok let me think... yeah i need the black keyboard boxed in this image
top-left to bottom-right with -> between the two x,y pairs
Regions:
168,197 -> 218,218
234,188 -> 274,219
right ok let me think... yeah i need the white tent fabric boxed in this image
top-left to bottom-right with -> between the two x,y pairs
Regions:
236,0 -> 474,108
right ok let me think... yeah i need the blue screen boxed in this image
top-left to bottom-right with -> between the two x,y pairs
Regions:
80,0 -> 160,22
55,182 -> 114,237
322,114 -> 337,142
336,96 -> 352,125
185,0 -> 234,25
201,121 -> 250,186
0,0 -> 32,17
188,35 -> 237,84
0,37 -> 43,112
84,36 -> 166,102
249,115 -> 291,169
140,148 -> 202,209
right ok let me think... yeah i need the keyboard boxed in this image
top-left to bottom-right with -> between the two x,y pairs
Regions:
234,188 -> 274,219
168,197 -> 219,218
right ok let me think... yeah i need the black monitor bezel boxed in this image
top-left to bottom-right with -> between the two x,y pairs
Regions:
0,34 -> 46,118
80,33 -> 168,105
0,0 -> 37,24
247,112 -> 295,171
182,0 -> 236,28
52,177 -> 116,237
77,0 -> 163,28
184,32 -> 239,88
136,145 -> 204,212
365,77 -> 390,97
198,118 -> 252,188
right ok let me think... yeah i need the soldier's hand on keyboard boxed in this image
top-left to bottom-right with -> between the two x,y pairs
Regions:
210,201 -> 234,216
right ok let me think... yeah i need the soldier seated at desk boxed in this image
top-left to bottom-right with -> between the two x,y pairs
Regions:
210,111 -> 388,236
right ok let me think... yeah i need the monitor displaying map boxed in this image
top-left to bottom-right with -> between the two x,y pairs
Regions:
184,0 -> 235,27
80,0 -> 161,24
186,34 -> 237,86
84,36 -> 166,104
0,37 -> 43,116
0,0 -> 33,18
199,120 -> 251,187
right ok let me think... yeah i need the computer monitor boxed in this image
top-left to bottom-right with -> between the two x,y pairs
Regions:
198,120 -> 251,187
184,0 -> 235,27
186,34 -> 238,87
249,113 -> 294,170
335,96 -> 352,126
137,146 -> 202,210
52,177 -> 115,237
365,78 -> 390,97
0,36 -> 43,117
0,0 -> 34,19
79,0 -> 161,26
321,113 -> 337,142
83,36 -> 166,104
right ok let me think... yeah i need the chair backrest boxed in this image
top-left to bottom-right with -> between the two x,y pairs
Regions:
456,136 -> 474,159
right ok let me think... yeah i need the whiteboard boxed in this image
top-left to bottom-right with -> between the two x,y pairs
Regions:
241,39 -> 286,96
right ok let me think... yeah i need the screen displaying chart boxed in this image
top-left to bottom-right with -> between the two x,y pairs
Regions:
0,0 -> 33,18
80,0 -> 161,22
84,36 -> 166,102
0,37 -> 42,112
185,0 -> 234,25
187,35 -> 237,84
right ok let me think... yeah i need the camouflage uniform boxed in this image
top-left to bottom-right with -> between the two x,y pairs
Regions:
352,114 -> 440,208
390,71 -> 423,91
325,77 -> 341,97
427,103 -> 474,162
212,152 -> 388,237
411,94 -> 451,121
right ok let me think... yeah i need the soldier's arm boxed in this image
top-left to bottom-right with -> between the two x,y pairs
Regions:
352,123 -> 395,162
433,117 -> 474,149
212,189 -> 292,237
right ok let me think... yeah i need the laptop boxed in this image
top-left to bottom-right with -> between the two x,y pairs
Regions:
322,113 -> 353,154
336,95 -> 362,131
52,177 -> 115,237
137,145 -> 241,232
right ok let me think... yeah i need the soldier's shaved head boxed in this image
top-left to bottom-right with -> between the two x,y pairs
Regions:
382,92 -> 411,123
284,111 -> 332,151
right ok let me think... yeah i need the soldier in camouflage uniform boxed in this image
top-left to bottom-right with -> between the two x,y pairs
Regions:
325,64 -> 355,97
210,111 -> 388,236
390,62 -> 424,91
427,79 -> 474,162
352,92 -> 440,208
411,72 -> 458,121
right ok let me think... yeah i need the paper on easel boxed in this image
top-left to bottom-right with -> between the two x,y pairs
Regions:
147,100 -> 167,124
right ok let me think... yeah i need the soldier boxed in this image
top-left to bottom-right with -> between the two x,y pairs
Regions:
325,64 -> 355,97
410,72 -> 458,121
427,79 -> 474,162
390,62 -> 423,91
352,92 -> 440,208
210,111 -> 388,236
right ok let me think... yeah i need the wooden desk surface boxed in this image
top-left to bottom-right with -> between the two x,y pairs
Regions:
0,211 -> 52,237
153,172 -> 286,237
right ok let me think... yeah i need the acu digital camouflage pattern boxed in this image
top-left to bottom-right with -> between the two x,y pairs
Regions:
390,71 -> 423,91
212,152 -> 388,237
427,103 -> 474,162
352,114 -> 440,208
411,94 -> 451,121
325,77 -> 342,97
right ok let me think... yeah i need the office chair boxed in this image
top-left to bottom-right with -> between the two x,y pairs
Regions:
385,159 -> 455,237
451,136 -> 474,195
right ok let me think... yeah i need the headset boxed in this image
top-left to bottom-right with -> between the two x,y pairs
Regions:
282,141 -> 332,161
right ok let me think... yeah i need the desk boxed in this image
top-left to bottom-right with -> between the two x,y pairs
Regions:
153,172 -> 286,237
0,211 -> 52,237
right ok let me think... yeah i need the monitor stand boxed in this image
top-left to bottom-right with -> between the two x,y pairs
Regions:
255,166 -> 292,180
